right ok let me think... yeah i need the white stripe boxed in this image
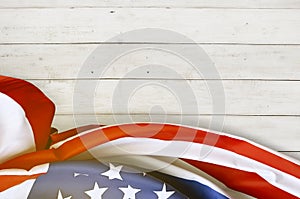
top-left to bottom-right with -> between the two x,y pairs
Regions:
0,163 -> 49,176
0,179 -> 36,199
0,92 -> 35,164
85,137 -> 300,197
51,122 -> 300,165
166,157 -> 255,199
0,164 -> 49,199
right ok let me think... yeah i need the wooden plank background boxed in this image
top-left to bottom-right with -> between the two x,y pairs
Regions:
1,0 -> 300,9
0,1 -> 299,160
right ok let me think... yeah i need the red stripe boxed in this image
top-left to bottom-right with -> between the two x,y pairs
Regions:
0,76 -> 55,150
184,159 -> 299,199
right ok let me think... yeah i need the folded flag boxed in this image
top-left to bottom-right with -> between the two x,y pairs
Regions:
1,123 -> 299,198
0,76 -> 55,163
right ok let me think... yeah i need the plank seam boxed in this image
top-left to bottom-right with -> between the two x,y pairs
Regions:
0,7 -> 300,10
1,42 -> 300,45
25,78 -> 300,81
54,113 -> 300,117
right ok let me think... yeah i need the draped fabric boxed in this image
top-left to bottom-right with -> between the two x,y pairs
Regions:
0,76 -> 55,163
1,76 -> 299,198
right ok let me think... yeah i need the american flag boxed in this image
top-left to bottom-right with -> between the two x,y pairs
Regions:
1,123 -> 300,198
1,76 -> 300,198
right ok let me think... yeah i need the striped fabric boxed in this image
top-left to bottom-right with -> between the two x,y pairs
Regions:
1,123 -> 299,198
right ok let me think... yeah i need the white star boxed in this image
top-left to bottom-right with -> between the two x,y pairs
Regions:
101,163 -> 123,180
154,183 -> 175,199
57,190 -> 72,199
85,182 -> 108,199
119,185 -> 141,199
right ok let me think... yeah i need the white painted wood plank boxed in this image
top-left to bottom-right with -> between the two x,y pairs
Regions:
0,8 -> 299,44
1,0 -> 300,9
52,114 -> 300,151
282,152 -> 300,160
1,44 -> 300,80
30,79 -> 300,115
